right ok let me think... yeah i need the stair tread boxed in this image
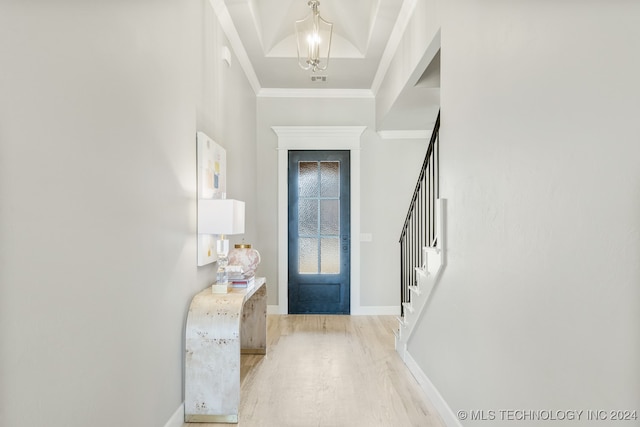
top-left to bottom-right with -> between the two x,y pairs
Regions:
402,302 -> 415,313
408,285 -> 421,295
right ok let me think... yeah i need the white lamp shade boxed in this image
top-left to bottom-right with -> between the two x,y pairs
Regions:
198,199 -> 245,235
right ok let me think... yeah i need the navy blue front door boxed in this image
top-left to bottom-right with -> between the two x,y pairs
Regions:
288,150 -> 350,314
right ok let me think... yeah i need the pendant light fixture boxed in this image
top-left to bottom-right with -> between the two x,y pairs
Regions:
295,0 -> 333,73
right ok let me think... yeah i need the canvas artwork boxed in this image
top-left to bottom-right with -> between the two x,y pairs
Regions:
197,132 -> 226,266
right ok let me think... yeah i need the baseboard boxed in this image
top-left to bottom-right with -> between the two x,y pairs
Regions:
266,305 -> 400,315
352,305 -> 400,315
267,305 -> 281,314
404,351 -> 461,427
164,403 -> 184,427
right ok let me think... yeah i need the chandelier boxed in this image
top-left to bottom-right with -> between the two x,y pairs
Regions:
295,0 -> 333,72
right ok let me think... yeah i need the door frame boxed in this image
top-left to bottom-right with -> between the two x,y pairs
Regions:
288,150 -> 351,314
273,126 -> 365,315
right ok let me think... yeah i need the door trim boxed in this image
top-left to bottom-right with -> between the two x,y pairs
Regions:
273,126 -> 365,315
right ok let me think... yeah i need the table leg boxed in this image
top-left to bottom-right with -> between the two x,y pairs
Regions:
241,284 -> 267,354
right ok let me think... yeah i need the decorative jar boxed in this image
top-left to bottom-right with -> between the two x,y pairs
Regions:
228,244 -> 261,275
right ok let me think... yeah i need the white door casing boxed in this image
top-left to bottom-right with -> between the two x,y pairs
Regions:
272,126 -> 365,314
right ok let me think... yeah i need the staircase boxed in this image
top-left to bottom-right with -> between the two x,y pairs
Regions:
394,200 -> 445,357
394,111 -> 444,358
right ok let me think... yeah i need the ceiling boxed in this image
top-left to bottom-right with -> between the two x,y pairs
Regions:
217,0 -> 440,131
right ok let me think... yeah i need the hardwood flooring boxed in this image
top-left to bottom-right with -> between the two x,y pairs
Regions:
183,315 -> 444,427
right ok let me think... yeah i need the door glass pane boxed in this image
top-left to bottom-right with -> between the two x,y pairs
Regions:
320,199 -> 339,235
299,161 -> 318,197
298,199 -> 318,236
320,238 -> 340,274
320,161 -> 339,197
297,159 -> 341,275
299,237 -> 319,274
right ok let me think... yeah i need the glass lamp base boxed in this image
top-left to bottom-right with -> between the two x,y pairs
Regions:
216,238 -> 230,285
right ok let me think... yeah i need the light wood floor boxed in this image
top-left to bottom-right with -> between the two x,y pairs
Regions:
183,315 -> 444,427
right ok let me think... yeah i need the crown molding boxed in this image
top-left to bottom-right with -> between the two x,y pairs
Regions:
208,0 -> 261,95
258,88 -> 374,99
371,0 -> 419,95
209,0 -> 418,99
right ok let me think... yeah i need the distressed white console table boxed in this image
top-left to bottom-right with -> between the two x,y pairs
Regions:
184,277 -> 267,423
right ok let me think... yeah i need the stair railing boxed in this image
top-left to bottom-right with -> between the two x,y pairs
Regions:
399,111 -> 440,316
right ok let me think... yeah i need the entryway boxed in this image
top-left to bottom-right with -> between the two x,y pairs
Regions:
273,125 -> 365,315
287,150 -> 350,314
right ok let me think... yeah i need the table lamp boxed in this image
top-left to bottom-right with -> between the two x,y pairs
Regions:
198,199 -> 245,292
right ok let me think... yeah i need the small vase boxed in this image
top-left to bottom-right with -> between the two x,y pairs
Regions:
228,244 -> 261,276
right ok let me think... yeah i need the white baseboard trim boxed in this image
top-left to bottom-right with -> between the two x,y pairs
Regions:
164,403 -> 184,427
404,351 -> 461,427
352,305 -> 400,315
267,305 -> 400,315
267,305 -> 400,316
267,305 -> 281,314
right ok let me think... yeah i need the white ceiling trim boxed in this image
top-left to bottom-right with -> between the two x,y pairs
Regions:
210,0 -> 414,95
258,88 -> 374,98
377,130 -> 432,140
209,0 -> 261,94
371,0 -> 419,95
272,126 -> 366,147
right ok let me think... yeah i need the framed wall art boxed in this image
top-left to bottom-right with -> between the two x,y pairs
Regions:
197,131 -> 227,266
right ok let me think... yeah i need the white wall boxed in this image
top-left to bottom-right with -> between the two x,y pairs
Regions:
408,1 -> 640,423
0,1 -> 256,426
375,0 -> 440,129
360,135 -> 428,307
198,2 -> 258,246
256,96 -> 426,309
